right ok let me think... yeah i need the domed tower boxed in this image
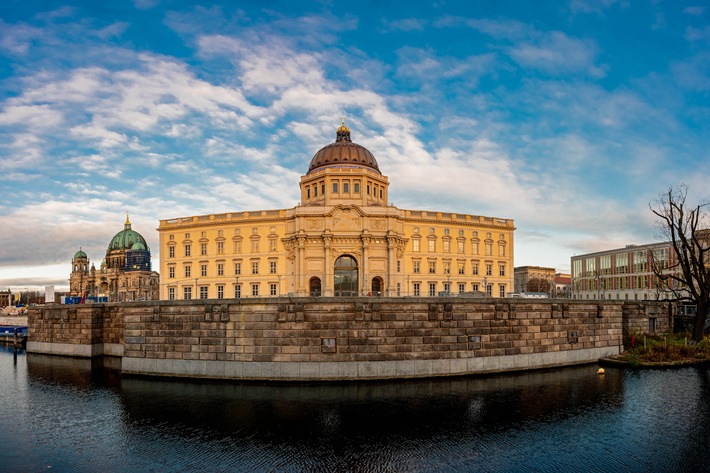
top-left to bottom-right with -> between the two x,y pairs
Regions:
102,214 -> 159,302
300,120 -> 389,207
70,248 -> 91,296
106,214 -> 150,270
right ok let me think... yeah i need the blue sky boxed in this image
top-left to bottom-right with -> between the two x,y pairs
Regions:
1,0 -> 709,292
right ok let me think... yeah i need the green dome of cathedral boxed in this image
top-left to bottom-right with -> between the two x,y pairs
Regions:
73,249 -> 87,259
108,215 -> 149,252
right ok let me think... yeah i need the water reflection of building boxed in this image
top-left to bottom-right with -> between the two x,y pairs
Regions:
158,122 -> 515,300
69,216 -> 159,302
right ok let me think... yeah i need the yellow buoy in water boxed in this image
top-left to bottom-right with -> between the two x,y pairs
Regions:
597,368 -> 605,375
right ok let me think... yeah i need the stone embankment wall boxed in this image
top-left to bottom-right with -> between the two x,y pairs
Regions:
27,298 -> 665,381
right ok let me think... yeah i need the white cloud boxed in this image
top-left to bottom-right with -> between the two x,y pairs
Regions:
507,31 -> 604,76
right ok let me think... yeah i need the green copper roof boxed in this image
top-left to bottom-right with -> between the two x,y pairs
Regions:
73,249 -> 87,259
107,215 -> 148,252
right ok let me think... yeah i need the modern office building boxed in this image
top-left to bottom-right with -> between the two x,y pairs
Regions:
570,242 -> 675,301
69,215 -> 160,302
158,122 -> 516,300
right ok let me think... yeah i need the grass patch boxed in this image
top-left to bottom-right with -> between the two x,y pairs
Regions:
616,333 -> 710,364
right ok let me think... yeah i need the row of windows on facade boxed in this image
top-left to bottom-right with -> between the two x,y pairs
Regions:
411,260 -> 506,276
167,259 -> 507,279
304,179 -> 384,200
166,281 -> 508,300
167,228 -> 507,244
572,249 -> 670,278
575,274 -> 680,291
166,238 -> 507,259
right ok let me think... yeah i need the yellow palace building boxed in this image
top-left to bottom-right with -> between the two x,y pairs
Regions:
158,122 -> 515,300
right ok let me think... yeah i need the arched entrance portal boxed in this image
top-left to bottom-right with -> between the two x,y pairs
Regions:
371,277 -> 383,297
309,277 -> 322,297
334,255 -> 359,296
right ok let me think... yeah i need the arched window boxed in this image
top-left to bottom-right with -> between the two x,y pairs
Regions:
309,277 -> 321,297
334,255 -> 359,296
371,277 -> 383,296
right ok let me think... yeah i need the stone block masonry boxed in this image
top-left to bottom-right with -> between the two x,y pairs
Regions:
27,298 -> 663,381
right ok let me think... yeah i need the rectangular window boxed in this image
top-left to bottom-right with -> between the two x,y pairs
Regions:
428,240 -> 435,252
485,284 -> 492,296
429,283 -> 437,296
184,244 -> 191,257
413,240 -> 420,252
443,282 -> 450,294
217,285 -> 224,299
217,241 -> 224,255
472,242 -> 479,255
413,283 -> 421,296
201,264 -> 207,277
234,240 -> 242,253
270,283 -> 277,296
499,265 -> 505,276
168,267 -> 175,278
457,241 -> 464,254
396,283 -> 401,296
443,261 -> 450,274
251,240 -> 259,253
169,246 -> 175,258
252,284 -> 259,297
252,261 -> 259,274
184,266 -> 191,278
333,182 -> 339,193
201,243 -> 207,256
472,284 -> 479,292
270,261 -> 277,274
499,285 -> 506,297
472,262 -> 479,275
235,284 -> 241,298
354,182 -> 360,193
458,283 -> 465,294
183,286 -> 192,300
234,262 -> 242,275
458,263 -> 465,275
217,263 -> 224,276
486,263 -> 492,276
397,260 -> 401,273
485,243 -> 492,256
413,260 -> 421,274
499,244 -> 505,257
168,287 -> 175,300
443,240 -> 450,253
199,286 -> 208,299
429,261 -> 436,274
344,181 -> 349,193
269,239 -> 277,252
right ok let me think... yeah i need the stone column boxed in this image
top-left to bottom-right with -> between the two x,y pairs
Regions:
297,235 -> 306,295
361,235 -> 370,295
386,235 -> 396,296
323,235 -> 332,297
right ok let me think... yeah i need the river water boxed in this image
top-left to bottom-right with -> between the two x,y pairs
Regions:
0,346 -> 708,473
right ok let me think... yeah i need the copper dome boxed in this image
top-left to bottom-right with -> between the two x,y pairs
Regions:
307,122 -> 380,175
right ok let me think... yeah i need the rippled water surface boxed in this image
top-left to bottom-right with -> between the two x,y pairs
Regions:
1,346 -> 709,472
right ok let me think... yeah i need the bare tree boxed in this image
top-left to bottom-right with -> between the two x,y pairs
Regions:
650,185 -> 710,342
